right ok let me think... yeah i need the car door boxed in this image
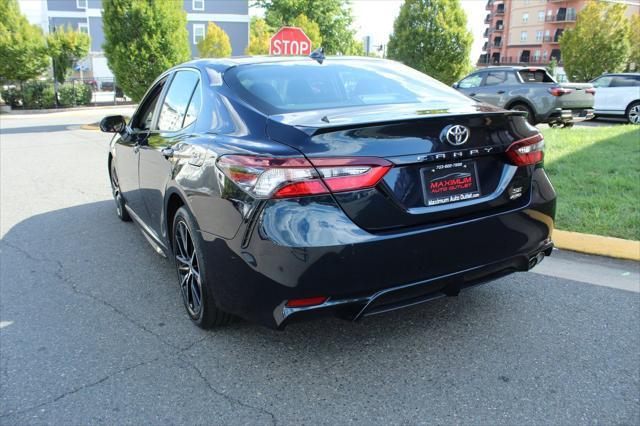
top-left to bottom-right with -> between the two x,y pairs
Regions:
591,76 -> 613,113
114,77 -> 167,218
608,76 -> 640,115
477,70 -> 517,107
138,69 -> 202,238
456,72 -> 485,100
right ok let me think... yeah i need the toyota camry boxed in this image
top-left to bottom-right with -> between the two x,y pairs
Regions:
101,56 -> 556,329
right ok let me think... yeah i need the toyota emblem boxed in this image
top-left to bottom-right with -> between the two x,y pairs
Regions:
442,125 -> 470,146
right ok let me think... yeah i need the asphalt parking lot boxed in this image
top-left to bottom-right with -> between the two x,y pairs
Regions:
1,109 -> 639,425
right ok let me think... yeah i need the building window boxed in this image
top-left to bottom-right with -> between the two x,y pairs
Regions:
538,11 -> 545,22
193,24 -> 205,45
78,22 -> 88,34
522,13 -> 529,23
534,49 -> 541,60
192,0 -> 204,11
520,31 -> 528,42
536,30 -> 543,42
543,50 -> 548,59
76,0 -> 87,9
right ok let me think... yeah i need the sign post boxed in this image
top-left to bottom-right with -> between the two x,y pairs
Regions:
269,27 -> 312,56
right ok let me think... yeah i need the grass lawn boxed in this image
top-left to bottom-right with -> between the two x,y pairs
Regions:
541,125 -> 640,240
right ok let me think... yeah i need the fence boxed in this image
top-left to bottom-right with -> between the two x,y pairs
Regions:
67,77 -> 132,106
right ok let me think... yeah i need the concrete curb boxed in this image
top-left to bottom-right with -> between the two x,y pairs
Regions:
2,104 -> 136,115
554,229 -> 640,261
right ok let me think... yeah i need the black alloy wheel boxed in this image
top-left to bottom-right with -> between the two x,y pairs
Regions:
171,206 -> 231,328
110,161 -> 131,222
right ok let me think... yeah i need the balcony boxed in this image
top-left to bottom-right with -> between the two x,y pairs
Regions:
484,14 -> 492,23
485,0 -> 494,10
488,56 -> 563,66
546,12 -> 576,22
493,41 -> 503,48
482,42 -> 489,51
484,28 -> 490,37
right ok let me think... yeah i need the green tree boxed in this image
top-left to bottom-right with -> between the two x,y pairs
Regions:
387,0 -> 473,85
560,2 -> 630,81
47,26 -> 90,84
245,17 -> 272,55
291,14 -> 322,51
548,57 -> 558,79
254,0 -> 361,55
197,22 -> 232,58
627,14 -> 639,71
102,0 -> 191,101
0,0 -> 49,83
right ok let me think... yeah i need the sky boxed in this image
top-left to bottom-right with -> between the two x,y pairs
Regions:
19,0 -> 487,62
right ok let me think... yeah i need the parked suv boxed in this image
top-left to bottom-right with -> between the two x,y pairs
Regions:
590,73 -> 640,124
454,66 -> 595,127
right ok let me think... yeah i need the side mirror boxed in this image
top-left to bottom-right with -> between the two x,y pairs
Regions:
100,115 -> 127,133
452,82 -> 459,89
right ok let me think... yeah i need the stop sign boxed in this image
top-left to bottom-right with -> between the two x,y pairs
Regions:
269,27 -> 312,56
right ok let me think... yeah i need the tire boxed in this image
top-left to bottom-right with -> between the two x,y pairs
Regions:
563,122 -> 574,128
510,103 -> 536,125
109,160 -> 131,222
172,206 -> 231,329
626,101 -> 640,124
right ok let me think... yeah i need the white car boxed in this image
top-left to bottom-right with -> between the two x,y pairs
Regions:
590,73 -> 640,124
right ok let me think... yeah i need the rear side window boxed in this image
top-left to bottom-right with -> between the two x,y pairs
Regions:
484,71 -> 518,86
518,69 -> 555,83
610,76 -> 640,87
224,60 -> 469,114
157,70 -> 200,132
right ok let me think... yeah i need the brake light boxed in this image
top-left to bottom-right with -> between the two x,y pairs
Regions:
548,87 -> 573,96
285,297 -> 328,308
505,134 -> 544,166
216,155 -> 392,199
585,88 -> 596,95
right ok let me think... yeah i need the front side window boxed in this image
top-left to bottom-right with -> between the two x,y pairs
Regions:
591,76 -> 612,88
459,74 -> 483,89
158,71 -> 200,132
193,24 -> 205,45
224,60 -> 470,114
132,78 -> 168,131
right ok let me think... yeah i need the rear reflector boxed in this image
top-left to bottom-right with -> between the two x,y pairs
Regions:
548,87 -> 573,96
216,155 -> 392,199
505,133 -> 545,166
285,297 -> 328,308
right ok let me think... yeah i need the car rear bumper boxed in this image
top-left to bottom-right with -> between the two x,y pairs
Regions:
548,108 -> 594,123
198,168 -> 556,329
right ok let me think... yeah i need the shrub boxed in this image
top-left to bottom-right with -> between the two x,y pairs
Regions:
1,87 -> 22,107
21,81 -> 56,109
57,83 -> 76,107
58,82 -> 93,107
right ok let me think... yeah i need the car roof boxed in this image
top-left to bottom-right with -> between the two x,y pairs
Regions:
175,55 -> 388,73
476,66 -> 546,72
598,72 -> 640,77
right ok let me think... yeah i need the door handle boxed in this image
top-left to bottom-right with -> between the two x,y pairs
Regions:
162,147 -> 192,160
469,93 -> 476,97
497,90 -> 506,94
161,147 -> 174,158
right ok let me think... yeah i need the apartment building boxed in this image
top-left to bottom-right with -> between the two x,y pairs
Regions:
34,0 -> 250,79
479,0 -> 639,69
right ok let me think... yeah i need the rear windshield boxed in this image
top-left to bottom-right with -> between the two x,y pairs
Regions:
518,69 -> 555,83
223,59 -> 469,114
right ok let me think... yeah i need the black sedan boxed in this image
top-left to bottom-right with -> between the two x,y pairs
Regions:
101,56 -> 555,329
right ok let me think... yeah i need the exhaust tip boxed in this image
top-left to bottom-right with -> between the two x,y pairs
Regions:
528,252 -> 545,270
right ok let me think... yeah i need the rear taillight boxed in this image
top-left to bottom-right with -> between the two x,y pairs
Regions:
548,87 -> 573,96
585,88 -> 596,95
216,155 -> 392,199
505,134 -> 544,166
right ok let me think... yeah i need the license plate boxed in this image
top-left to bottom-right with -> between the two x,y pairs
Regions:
422,161 -> 481,206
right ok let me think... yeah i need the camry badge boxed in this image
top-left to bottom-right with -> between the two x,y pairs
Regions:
442,125 -> 470,146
